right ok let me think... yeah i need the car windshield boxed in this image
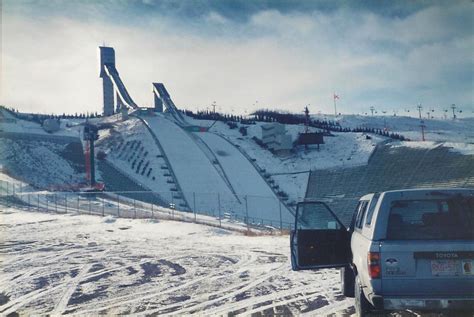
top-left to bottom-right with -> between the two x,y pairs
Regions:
386,196 -> 474,240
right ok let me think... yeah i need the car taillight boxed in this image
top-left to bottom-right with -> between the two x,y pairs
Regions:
368,252 -> 381,279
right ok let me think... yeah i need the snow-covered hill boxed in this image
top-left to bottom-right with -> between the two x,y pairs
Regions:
2,108 -> 472,209
327,114 -> 474,144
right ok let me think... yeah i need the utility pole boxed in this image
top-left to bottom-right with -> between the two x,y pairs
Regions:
420,120 -> 426,141
303,105 -> 310,149
303,105 -> 311,132
451,104 -> 457,119
417,104 -> 423,119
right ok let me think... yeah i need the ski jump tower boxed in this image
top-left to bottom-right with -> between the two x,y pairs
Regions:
99,46 -> 139,116
98,46 -> 184,120
153,83 -> 187,123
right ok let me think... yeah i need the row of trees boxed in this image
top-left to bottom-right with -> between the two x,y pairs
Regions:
2,106 -> 100,124
186,108 -> 409,141
183,109 -> 255,124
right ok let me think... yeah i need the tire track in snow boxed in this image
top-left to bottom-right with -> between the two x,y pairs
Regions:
51,263 -> 93,315
205,269 -> 339,316
73,251 -> 253,314
165,261 -> 289,315
0,261 -> 122,315
208,282 -> 327,316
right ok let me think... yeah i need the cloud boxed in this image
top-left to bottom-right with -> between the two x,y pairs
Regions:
1,0 -> 472,116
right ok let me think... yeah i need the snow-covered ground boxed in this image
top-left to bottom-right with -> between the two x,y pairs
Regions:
0,207 -> 355,316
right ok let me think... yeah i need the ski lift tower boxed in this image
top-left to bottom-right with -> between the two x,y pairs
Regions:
83,123 -> 99,186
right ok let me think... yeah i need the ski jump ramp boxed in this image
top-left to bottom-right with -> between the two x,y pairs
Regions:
143,114 -> 292,223
143,115 -> 241,215
197,132 -> 293,223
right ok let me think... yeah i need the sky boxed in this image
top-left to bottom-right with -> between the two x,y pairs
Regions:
1,0 -> 473,117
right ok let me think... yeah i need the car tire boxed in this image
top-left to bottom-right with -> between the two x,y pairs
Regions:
341,266 -> 355,297
354,275 -> 372,317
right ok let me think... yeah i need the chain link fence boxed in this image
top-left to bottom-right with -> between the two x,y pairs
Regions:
0,180 -> 295,233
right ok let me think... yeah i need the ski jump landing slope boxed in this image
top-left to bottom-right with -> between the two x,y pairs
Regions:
143,114 -> 240,214
197,132 -> 294,223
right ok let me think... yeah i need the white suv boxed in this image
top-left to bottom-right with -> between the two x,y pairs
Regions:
291,188 -> 474,316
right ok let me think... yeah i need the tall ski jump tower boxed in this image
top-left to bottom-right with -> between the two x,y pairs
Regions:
98,46 -> 115,116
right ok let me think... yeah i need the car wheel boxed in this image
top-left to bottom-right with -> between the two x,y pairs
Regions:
341,266 -> 355,297
354,275 -> 372,317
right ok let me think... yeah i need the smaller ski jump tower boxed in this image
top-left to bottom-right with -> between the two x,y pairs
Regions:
99,46 -> 139,116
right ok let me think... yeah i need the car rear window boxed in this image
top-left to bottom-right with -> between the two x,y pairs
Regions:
386,196 -> 474,240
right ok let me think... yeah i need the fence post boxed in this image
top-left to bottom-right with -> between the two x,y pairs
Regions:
134,199 -> 137,219
102,199 -> 105,217
171,193 -> 174,219
218,193 -> 221,227
89,197 -> 92,214
46,196 -> 49,212
55,194 -> 58,213
279,201 -> 283,231
151,201 -> 154,219
117,194 -> 120,217
38,194 -> 40,211
28,193 -> 30,211
65,193 -> 68,213
77,196 -> 80,213
245,195 -> 249,233
193,192 -> 196,222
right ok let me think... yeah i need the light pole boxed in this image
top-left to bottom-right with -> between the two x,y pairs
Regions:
420,120 -> 426,141
417,104 -> 423,119
451,104 -> 457,119
304,104 -> 310,133
212,101 -> 217,114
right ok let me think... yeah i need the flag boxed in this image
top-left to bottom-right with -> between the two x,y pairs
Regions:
334,94 -> 339,100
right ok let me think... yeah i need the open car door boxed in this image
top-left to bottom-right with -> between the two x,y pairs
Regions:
291,201 -> 351,271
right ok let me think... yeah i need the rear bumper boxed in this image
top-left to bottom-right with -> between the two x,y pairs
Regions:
382,297 -> 474,311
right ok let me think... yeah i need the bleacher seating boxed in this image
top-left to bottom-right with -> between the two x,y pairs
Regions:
306,142 -> 474,226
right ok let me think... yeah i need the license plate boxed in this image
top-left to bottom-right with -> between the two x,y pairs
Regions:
431,259 -> 458,275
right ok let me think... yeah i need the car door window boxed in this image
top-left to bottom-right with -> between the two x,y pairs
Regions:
355,200 -> 369,230
365,193 -> 380,226
297,202 -> 344,230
